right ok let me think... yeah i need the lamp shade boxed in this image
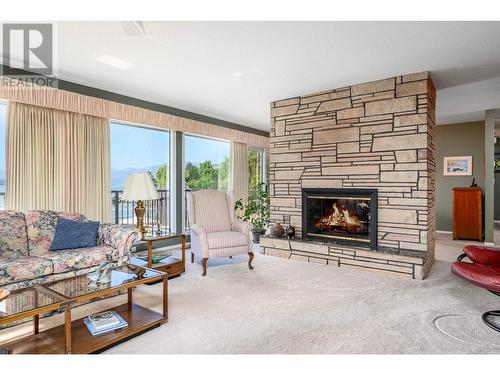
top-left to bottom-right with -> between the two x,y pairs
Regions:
121,172 -> 159,201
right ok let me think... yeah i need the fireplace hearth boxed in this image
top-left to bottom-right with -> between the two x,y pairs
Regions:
302,188 -> 378,249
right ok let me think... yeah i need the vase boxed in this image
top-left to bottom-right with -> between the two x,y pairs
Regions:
269,222 -> 285,237
252,228 -> 266,243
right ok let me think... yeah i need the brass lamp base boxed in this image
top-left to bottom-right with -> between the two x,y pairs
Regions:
135,200 -> 146,234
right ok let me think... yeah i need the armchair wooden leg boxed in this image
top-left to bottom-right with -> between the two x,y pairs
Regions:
191,251 -> 194,263
202,258 -> 208,276
248,252 -> 254,270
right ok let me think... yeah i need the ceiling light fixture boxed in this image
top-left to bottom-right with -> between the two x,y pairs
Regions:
96,54 -> 132,70
122,21 -> 146,37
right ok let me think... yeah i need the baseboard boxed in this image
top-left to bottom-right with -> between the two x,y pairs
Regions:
436,230 -> 452,234
435,231 -> 495,246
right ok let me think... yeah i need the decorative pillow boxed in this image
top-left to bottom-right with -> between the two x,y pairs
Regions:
49,218 -> 100,251
25,211 -> 88,256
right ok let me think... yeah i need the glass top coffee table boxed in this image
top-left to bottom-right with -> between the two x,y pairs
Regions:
44,264 -> 162,299
0,264 -> 168,354
0,285 -> 65,332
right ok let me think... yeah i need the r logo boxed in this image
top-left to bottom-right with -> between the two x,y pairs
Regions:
2,23 -> 53,75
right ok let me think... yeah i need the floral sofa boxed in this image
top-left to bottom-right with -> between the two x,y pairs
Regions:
0,210 -> 141,291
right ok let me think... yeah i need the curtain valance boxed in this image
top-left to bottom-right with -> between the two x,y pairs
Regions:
0,78 -> 269,149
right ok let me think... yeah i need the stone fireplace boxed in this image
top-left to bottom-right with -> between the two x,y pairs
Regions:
261,72 -> 436,279
302,188 -> 378,249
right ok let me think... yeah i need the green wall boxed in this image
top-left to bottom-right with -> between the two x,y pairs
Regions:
484,111 -> 498,243
495,142 -> 500,221
436,121 -> 485,232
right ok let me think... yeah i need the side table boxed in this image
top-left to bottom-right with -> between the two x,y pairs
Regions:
131,232 -> 186,279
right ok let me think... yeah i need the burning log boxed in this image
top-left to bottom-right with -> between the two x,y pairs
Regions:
315,202 -> 363,233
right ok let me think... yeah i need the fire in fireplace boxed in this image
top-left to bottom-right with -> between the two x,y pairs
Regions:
302,188 -> 378,249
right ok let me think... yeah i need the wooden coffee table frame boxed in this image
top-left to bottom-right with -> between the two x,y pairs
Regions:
0,267 -> 168,354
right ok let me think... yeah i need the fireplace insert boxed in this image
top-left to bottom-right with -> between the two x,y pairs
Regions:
302,188 -> 378,249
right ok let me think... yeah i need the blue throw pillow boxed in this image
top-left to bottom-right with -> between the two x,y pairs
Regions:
49,218 -> 100,251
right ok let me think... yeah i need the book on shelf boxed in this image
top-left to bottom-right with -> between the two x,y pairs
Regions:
84,311 -> 128,336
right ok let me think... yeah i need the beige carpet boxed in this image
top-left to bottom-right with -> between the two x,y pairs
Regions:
2,242 -> 500,354
435,228 -> 500,262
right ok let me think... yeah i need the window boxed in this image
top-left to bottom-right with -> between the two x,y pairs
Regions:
0,102 -> 6,210
248,148 -> 268,196
248,148 -> 264,195
184,134 -> 230,191
184,135 -> 229,230
110,122 -> 170,230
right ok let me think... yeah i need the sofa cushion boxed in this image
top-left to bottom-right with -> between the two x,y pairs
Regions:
49,218 -> 99,251
206,231 -> 248,249
0,256 -> 53,285
24,210 -> 88,256
0,211 -> 29,258
39,245 -> 117,274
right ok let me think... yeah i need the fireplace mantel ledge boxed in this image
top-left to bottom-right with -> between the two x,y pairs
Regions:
260,236 -> 434,280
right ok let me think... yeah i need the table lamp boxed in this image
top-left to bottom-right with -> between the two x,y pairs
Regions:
122,172 -> 159,234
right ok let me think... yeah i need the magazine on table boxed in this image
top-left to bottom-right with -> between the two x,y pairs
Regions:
84,311 -> 128,336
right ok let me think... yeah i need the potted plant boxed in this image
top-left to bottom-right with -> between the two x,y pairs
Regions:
234,184 -> 270,243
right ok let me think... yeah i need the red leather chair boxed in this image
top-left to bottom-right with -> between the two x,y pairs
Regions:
452,245 -> 500,332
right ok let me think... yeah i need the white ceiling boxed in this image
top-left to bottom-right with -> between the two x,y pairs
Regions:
38,22 -> 500,131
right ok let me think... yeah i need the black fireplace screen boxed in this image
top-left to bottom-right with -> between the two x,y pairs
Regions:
302,188 -> 378,249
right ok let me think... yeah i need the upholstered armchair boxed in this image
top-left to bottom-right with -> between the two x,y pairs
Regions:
187,189 -> 254,276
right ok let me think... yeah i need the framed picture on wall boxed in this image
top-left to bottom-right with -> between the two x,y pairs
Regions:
495,154 -> 500,171
443,156 -> 473,176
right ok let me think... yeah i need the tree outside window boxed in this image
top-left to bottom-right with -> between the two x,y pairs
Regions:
185,135 -> 229,191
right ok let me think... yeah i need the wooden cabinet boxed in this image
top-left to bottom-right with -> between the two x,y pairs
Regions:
452,187 -> 483,241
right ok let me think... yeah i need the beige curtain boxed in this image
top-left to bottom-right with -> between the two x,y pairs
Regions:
6,102 -> 111,222
229,141 -> 248,203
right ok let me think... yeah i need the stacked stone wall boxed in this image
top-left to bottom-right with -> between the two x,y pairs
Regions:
269,72 -> 436,254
